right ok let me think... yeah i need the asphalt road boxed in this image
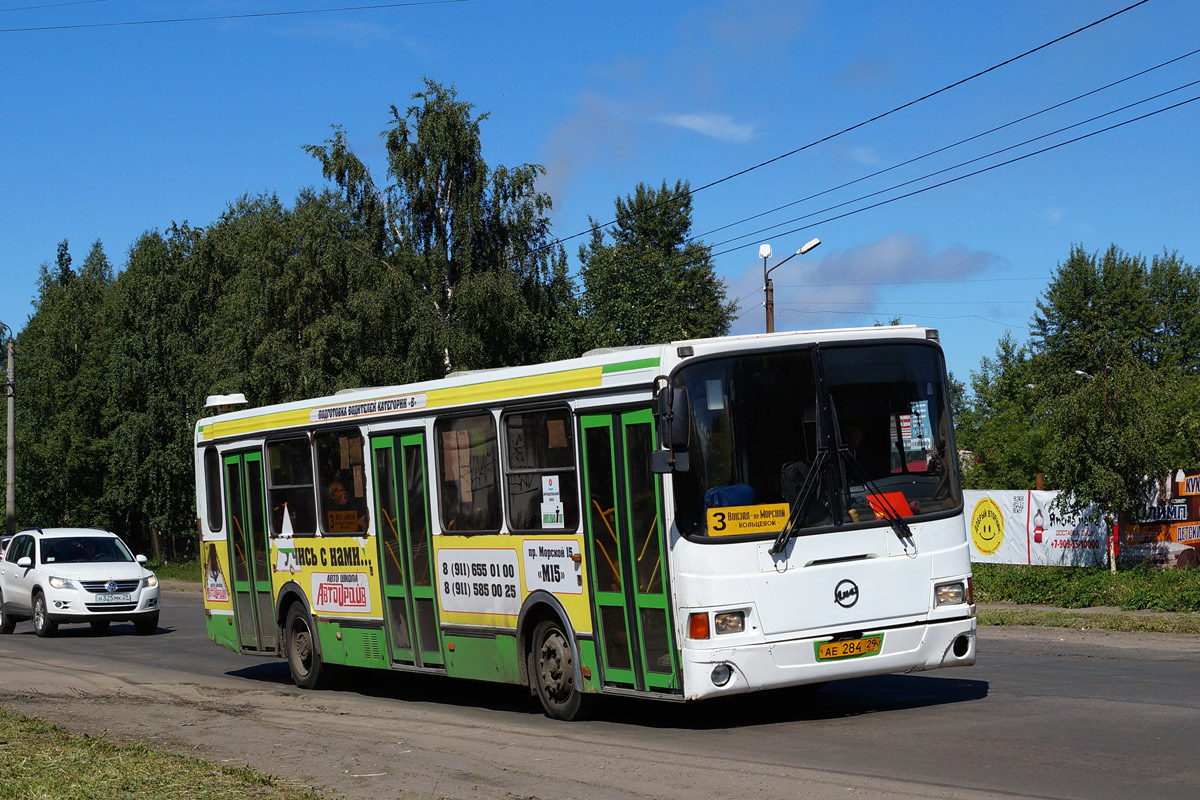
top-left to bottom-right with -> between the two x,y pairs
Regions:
1,586 -> 1198,800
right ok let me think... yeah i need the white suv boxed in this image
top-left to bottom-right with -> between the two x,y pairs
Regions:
0,528 -> 161,636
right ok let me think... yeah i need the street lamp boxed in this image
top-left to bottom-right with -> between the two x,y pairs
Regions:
1074,370 -> 1094,380
2,320 -> 13,539
760,237 -> 821,333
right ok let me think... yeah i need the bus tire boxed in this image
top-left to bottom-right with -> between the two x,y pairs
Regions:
285,604 -> 329,690
532,618 -> 586,721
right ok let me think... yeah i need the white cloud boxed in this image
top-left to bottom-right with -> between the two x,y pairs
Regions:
656,112 -> 756,143
727,231 -> 1000,333
836,57 -> 892,89
846,145 -> 882,166
539,93 -> 640,210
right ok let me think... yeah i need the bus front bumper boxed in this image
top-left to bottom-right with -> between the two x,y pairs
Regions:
678,615 -> 977,701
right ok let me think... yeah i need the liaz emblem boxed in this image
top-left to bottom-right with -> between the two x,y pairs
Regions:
834,579 -> 859,608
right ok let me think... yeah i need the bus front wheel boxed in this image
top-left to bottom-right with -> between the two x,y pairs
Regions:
532,618 -> 586,721
285,604 -> 329,690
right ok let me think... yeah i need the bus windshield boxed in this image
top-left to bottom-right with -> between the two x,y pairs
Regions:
672,342 -> 961,538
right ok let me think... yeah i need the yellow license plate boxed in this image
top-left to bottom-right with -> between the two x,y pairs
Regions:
815,634 -> 883,662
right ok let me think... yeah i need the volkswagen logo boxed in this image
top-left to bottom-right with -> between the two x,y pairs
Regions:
834,579 -> 859,608
105,580 -> 117,593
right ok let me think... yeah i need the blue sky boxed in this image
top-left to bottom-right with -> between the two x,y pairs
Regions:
1,0 -> 1197,384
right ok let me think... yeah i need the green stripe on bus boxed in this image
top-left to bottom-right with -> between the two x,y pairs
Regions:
602,358 -> 659,374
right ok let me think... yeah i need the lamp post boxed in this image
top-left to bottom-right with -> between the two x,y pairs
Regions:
1074,366 -> 1117,573
2,320 -> 13,540
760,238 -> 821,333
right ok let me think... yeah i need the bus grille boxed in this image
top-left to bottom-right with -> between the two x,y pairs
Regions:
363,631 -> 383,662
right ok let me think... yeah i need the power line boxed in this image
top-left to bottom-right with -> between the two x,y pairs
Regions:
693,46 -> 1200,244
780,300 -> 1033,306
777,276 -> 1049,288
707,93 -> 1200,262
775,308 -> 1033,330
705,76 -> 1200,253
540,0 -> 1152,255
0,0 -> 109,12
0,0 -> 469,32
597,88 -> 1198,301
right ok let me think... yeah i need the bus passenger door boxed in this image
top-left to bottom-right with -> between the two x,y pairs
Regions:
371,433 -> 444,669
580,411 -> 679,693
223,451 -> 276,652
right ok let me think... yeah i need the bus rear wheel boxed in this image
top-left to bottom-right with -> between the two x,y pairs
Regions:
285,604 -> 330,690
532,619 -> 586,721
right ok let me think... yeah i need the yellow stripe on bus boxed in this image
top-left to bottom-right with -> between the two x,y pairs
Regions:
201,365 -> 605,440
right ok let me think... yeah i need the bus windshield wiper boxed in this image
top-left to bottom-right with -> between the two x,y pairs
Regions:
769,447 -> 831,555
838,446 -> 915,542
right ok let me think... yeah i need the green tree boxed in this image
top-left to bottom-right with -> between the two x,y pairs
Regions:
14,240 -> 115,530
576,180 -> 736,349
307,79 -> 573,376
957,333 -> 1050,490
966,243 -> 1200,528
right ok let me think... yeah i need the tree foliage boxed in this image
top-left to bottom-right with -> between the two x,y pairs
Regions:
0,79 -> 736,557
576,180 -> 736,350
959,244 -> 1200,517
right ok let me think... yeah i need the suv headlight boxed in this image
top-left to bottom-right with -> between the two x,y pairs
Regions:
48,576 -> 76,590
144,575 -> 158,588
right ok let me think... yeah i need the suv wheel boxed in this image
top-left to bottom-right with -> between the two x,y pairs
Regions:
133,613 -> 158,636
0,591 -> 14,634
33,593 -> 58,638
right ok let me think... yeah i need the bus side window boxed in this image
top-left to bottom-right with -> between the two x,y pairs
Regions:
435,413 -> 501,534
503,408 -> 579,533
314,430 -> 369,534
266,437 -> 317,535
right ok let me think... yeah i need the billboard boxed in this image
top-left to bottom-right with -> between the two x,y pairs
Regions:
964,490 -> 1108,567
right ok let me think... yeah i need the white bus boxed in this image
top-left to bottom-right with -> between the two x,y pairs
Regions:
194,326 -> 975,719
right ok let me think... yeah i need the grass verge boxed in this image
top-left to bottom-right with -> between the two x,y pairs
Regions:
148,557 -> 201,583
973,562 -> 1200,612
0,707 -> 322,800
976,607 -> 1200,634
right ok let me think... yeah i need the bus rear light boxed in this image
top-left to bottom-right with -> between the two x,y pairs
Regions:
714,611 -> 745,635
935,581 -> 966,606
688,612 -> 710,639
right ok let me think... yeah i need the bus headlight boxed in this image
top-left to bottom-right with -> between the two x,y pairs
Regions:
714,611 -> 745,635
934,581 -> 966,606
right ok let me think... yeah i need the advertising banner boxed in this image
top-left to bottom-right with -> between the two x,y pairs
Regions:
964,490 -> 1107,567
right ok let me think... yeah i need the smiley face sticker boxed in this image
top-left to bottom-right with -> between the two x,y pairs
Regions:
970,497 -> 1004,556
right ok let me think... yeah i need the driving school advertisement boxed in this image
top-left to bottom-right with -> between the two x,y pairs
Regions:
964,490 -> 1107,567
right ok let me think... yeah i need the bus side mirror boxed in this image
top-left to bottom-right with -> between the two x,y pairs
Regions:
651,377 -> 690,473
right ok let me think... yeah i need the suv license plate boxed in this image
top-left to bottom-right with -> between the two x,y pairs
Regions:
94,593 -> 131,604
815,634 -> 883,662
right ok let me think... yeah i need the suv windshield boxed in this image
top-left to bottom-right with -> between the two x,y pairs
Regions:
672,342 -> 961,538
41,536 -> 134,565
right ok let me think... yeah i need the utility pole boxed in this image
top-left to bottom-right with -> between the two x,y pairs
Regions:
3,321 -> 13,540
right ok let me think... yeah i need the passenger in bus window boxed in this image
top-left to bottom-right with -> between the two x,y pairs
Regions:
325,473 -> 369,533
